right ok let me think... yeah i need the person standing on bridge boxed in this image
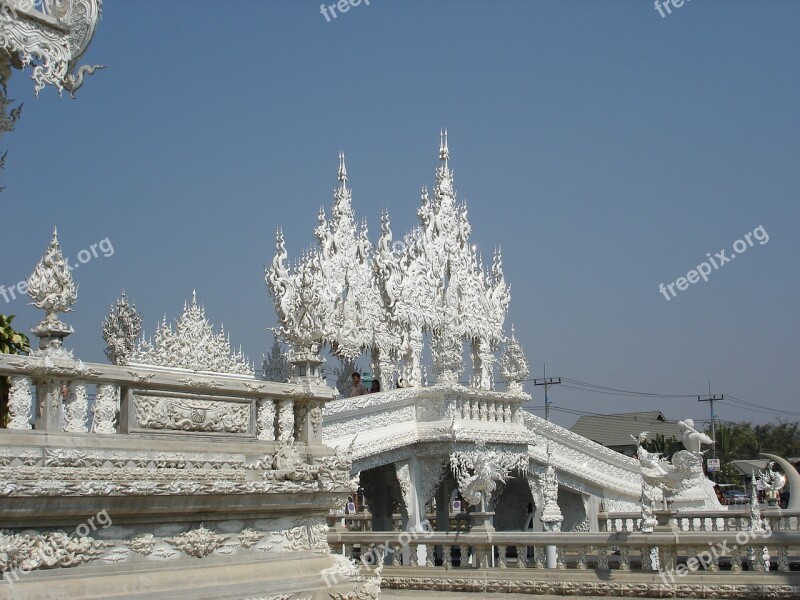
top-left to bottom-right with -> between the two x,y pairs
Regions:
350,372 -> 368,397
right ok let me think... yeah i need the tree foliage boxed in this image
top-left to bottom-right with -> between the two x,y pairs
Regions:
710,420 -> 800,484
261,337 -> 290,383
1,314 -> 30,427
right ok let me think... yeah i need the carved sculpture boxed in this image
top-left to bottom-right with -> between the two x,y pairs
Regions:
539,449 -> 563,532
266,134 -> 518,392
102,291 -> 142,365
757,461 -> 787,507
0,0 -> 103,96
26,227 -> 77,356
450,440 -> 527,512
129,291 -> 253,376
500,325 -> 529,394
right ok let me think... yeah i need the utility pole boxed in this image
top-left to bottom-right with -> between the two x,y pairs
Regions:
533,363 -> 561,422
698,383 -> 723,480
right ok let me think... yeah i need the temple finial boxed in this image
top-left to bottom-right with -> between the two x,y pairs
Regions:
337,151 -> 348,189
439,129 -> 450,166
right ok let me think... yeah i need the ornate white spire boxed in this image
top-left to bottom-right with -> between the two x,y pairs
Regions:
27,226 -> 78,323
500,325 -> 529,394
102,290 -> 143,365
130,293 -> 253,376
267,133 -> 515,391
337,151 -> 348,187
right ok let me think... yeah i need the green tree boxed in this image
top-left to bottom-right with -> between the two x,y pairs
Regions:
0,314 -> 31,426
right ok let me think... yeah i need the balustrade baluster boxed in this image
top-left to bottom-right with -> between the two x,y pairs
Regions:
7,375 -> 33,430
409,544 -> 418,567
576,546 -> 587,570
392,545 -> 402,567
64,380 -> 88,433
442,544 -> 452,569
777,546 -> 789,572
516,546 -> 527,568
91,383 -> 119,434
730,545 -> 742,572
619,546 -> 630,571
497,545 -> 507,568
639,546 -> 651,571
533,546 -> 545,569
598,546 -> 609,570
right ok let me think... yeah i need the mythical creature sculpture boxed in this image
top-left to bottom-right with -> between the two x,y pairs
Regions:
678,418 -> 713,454
758,461 -> 787,506
450,440 -> 527,513
632,431 -> 697,511
0,0 -> 104,96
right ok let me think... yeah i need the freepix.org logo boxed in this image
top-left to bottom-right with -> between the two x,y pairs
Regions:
658,225 -> 769,301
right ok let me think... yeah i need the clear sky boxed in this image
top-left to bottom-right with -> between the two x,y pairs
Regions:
2,0 -> 798,430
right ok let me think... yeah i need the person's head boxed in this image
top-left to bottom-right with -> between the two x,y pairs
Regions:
370,379 -> 381,393
351,372 -> 361,385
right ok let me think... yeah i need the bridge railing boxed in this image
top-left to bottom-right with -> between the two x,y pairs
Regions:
328,527 -> 800,577
600,510 -> 800,533
0,353 -> 330,444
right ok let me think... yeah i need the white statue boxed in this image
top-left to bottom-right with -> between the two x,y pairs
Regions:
678,419 -> 714,454
758,461 -> 787,507
450,441 -> 526,513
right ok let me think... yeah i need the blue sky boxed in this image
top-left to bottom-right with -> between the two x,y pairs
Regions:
2,0 -> 798,429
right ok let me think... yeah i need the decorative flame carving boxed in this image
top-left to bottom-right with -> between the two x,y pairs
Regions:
27,226 -> 77,324
0,0 -> 104,96
129,292 -> 253,376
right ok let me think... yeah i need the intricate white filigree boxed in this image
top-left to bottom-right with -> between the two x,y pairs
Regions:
90,382 -> 118,434
500,325 -> 529,394
26,227 -> 77,355
165,525 -> 229,558
0,0 -> 103,96
133,394 -> 250,434
129,292 -> 253,376
256,398 -> 276,440
102,291 -> 142,365
125,533 -> 156,556
7,374 -> 32,429
267,134 -> 510,391
63,381 -> 88,432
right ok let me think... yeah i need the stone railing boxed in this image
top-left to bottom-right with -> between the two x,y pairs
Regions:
0,353 -> 332,444
323,384 -> 530,462
600,510 -> 800,533
329,528 -> 800,597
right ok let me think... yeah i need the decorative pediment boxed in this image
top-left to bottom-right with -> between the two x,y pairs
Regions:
129,292 -> 253,377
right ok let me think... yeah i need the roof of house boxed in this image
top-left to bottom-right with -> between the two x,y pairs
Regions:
570,411 -> 684,448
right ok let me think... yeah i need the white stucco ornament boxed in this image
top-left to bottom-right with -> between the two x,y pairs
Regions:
0,0 -> 103,96
129,292 -> 253,376
266,133 -> 517,390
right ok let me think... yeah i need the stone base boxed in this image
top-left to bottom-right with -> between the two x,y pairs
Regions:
0,553 -> 365,599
